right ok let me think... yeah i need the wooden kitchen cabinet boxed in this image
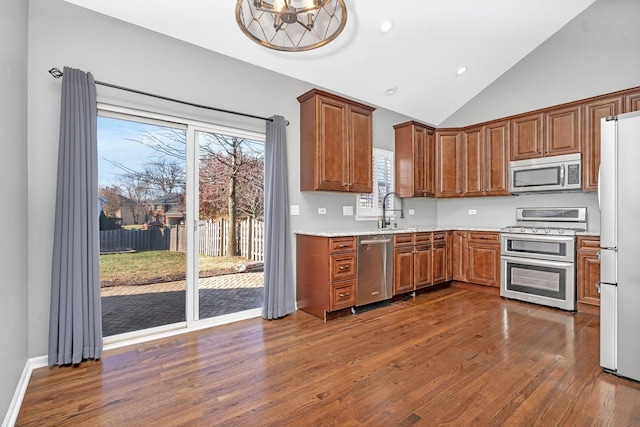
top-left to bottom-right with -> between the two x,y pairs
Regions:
463,121 -> 509,196
394,121 -> 435,197
435,129 -> 464,197
582,95 -> 623,191
510,113 -> 544,161
431,232 -> 448,284
577,236 -> 601,315
544,104 -> 582,156
298,89 -> 375,193
452,231 -> 467,282
466,232 -> 501,288
296,235 -> 357,320
452,230 -> 500,288
624,89 -> 640,113
392,232 -> 434,295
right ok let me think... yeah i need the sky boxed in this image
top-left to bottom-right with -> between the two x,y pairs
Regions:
97,116 -> 186,188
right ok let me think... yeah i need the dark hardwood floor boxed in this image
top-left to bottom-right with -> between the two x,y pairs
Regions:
17,287 -> 640,426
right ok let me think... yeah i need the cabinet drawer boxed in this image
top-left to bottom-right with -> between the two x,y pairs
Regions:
432,232 -> 446,243
415,233 -> 431,243
577,236 -> 600,250
330,253 -> 356,281
330,237 -> 356,253
394,233 -> 414,246
330,281 -> 356,311
468,231 -> 499,244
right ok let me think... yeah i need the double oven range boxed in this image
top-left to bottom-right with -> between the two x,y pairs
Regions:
500,207 -> 587,311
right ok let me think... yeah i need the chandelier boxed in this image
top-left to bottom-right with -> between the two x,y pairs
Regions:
235,0 -> 348,52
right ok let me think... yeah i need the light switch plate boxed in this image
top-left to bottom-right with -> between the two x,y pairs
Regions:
343,206 -> 354,216
290,205 -> 300,216
318,208 -> 326,215
409,209 -> 415,215
468,209 -> 477,215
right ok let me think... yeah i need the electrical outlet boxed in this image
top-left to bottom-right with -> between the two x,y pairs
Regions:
343,206 -> 354,216
318,208 -> 326,215
409,209 -> 415,215
468,209 -> 477,215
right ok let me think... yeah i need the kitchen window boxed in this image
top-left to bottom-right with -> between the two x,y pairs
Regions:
356,148 -> 394,220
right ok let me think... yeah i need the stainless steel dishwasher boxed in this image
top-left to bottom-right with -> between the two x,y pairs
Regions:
356,235 -> 393,307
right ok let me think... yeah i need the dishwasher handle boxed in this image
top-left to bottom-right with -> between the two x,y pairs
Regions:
360,239 -> 391,245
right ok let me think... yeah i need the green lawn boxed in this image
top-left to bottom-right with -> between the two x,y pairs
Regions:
100,250 -> 250,287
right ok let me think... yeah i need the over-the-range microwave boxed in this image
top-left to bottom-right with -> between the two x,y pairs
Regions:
509,153 -> 582,194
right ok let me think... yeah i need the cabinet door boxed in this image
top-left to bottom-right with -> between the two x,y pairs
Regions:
423,128 -> 435,196
393,246 -> 414,295
414,245 -> 432,289
545,104 -> 581,156
484,120 -> 510,195
463,126 -> 483,197
624,90 -> 640,113
582,96 -> 623,191
577,250 -> 601,307
510,113 -> 544,161
432,243 -> 447,284
348,104 -> 373,193
452,231 -> 467,282
316,96 -> 349,191
413,125 -> 431,197
446,231 -> 453,281
467,244 -> 500,287
435,130 -> 463,197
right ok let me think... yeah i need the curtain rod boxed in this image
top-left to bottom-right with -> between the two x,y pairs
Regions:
48,67 -> 288,125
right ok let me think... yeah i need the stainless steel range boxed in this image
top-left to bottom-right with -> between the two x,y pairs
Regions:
500,207 -> 587,311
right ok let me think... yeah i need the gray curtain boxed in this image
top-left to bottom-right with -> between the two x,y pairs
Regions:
263,116 -> 295,319
48,67 -> 102,366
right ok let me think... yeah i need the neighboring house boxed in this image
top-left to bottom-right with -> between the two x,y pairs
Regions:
147,193 -> 185,227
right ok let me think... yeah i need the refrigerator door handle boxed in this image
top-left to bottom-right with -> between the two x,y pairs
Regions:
560,164 -> 565,187
597,166 -> 601,209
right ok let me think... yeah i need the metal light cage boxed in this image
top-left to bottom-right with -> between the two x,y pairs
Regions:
235,0 -> 347,52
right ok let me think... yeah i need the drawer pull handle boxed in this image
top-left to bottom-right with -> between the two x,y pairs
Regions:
339,292 -> 350,298
339,265 -> 349,271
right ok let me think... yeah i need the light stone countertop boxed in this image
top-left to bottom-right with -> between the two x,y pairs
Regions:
576,231 -> 600,237
295,226 -> 503,238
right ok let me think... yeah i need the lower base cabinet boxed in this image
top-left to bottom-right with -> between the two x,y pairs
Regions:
452,231 -> 500,288
577,236 -> 601,315
296,234 -> 356,320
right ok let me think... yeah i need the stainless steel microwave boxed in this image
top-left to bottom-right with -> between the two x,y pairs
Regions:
509,153 -> 582,194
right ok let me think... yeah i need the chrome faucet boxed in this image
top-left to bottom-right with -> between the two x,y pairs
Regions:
381,191 -> 404,228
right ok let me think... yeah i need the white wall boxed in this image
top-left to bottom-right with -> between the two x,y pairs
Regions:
0,0 -> 29,420
26,0 -> 421,357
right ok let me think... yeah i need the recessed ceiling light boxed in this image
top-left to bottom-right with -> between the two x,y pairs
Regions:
455,65 -> 468,76
379,20 -> 394,34
385,85 -> 398,96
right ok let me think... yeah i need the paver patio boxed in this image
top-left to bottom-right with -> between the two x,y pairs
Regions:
101,272 -> 264,336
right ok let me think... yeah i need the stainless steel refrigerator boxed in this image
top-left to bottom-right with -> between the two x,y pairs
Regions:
599,110 -> 640,381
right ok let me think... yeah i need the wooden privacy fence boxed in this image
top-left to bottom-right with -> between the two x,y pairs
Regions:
199,218 -> 264,262
100,218 -> 264,262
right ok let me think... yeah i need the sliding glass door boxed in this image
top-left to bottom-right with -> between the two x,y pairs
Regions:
98,106 -> 264,339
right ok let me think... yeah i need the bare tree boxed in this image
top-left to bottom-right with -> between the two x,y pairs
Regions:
99,185 -> 123,217
119,174 -> 149,225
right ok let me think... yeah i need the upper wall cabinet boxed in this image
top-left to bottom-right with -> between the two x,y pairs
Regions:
582,95 -> 623,191
463,120 -> 509,197
435,129 -> 464,198
298,89 -> 375,192
545,104 -> 582,156
394,121 -> 435,198
510,113 -> 544,161
510,106 -> 581,162
624,89 -> 640,113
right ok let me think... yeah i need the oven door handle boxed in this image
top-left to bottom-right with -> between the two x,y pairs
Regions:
500,233 -> 575,243
501,255 -> 575,268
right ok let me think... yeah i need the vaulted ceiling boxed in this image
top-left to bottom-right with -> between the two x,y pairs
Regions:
63,0 -> 597,126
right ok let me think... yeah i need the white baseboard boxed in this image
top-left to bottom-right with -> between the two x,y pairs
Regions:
2,356 -> 47,427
